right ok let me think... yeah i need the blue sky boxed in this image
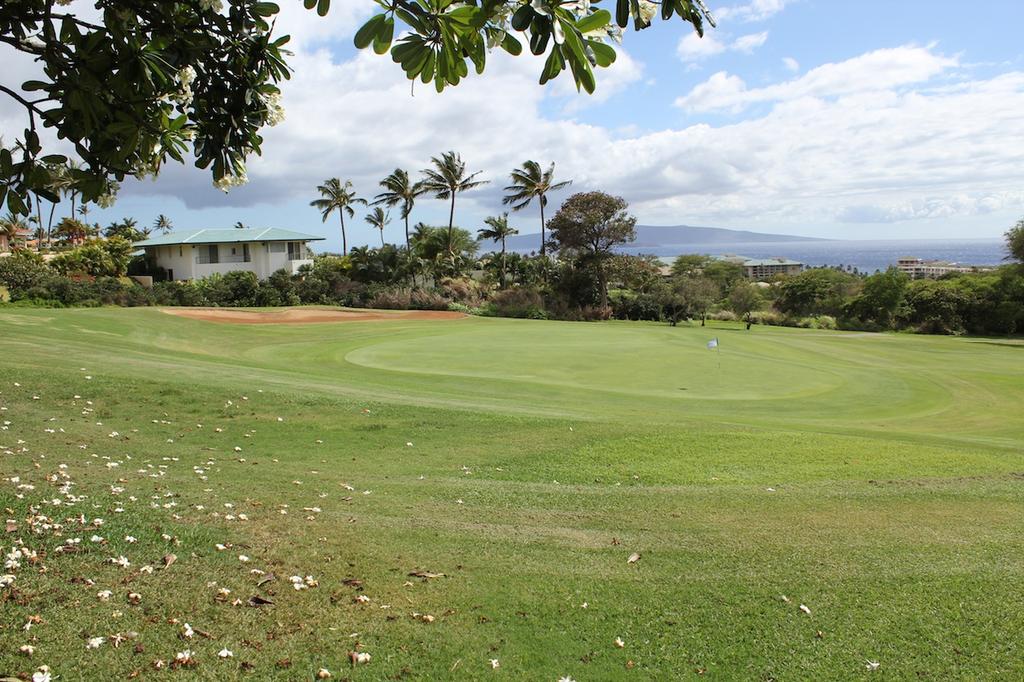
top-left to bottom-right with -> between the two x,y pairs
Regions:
10,0 -> 1024,250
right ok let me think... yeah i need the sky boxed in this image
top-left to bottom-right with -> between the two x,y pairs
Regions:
4,0 -> 1024,251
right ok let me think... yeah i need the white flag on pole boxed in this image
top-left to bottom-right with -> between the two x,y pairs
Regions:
707,338 -> 719,350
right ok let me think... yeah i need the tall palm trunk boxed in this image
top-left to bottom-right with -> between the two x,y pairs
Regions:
539,196 -> 546,257
339,213 -> 348,254
46,201 -> 56,247
500,236 -> 507,289
404,214 -> 410,252
447,195 -> 456,257
379,229 -> 385,247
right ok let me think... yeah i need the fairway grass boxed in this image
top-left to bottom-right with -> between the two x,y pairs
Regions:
1,308 -> 1022,680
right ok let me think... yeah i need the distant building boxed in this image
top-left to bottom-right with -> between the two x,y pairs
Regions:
656,254 -> 804,281
0,226 -> 32,253
737,257 -> 804,280
896,257 -> 994,279
135,228 -> 323,281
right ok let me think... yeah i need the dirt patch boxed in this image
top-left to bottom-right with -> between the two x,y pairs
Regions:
161,307 -> 466,325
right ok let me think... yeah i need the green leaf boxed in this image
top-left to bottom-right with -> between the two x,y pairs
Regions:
575,9 -> 611,34
511,4 -> 534,31
303,0 -> 317,9
317,0 -> 330,17
40,154 -> 67,164
21,80 -> 49,92
501,33 -> 523,57
254,2 -> 280,17
372,16 -> 395,55
587,41 -> 616,67
354,14 -> 385,49
616,0 -> 630,28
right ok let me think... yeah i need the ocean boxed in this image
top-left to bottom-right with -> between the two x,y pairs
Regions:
615,238 -> 1010,274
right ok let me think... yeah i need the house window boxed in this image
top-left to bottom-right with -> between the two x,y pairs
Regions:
269,242 -> 285,253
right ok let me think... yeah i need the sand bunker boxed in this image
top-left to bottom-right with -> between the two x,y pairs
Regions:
161,307 -> 466,324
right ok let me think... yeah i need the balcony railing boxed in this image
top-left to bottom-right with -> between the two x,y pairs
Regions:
196,254 -> 251,264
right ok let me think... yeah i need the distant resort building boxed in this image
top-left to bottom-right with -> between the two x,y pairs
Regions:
135,228 -> 323,281
657,254 -> 805,281
723,255 -> 804,280
896,257 -> 994,279
0,226 -> 32,254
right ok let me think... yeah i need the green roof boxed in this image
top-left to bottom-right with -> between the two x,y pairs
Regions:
135,228 -> 325,247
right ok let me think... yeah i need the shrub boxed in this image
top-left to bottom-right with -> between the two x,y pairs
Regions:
491,287 -> 547,319
749,310 -> 786,326
368,287 -> 412,310
440,277 -> 486,306
410,289 -> 450,310
710,310 -> 737,321
0,251 -> 51,291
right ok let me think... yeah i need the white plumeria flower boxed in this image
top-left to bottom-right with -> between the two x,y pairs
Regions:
489,659 -> 500,669
218,648 -> 233,658
86,636 -> 105,649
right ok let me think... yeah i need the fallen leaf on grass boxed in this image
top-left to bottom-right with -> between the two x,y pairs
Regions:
161,554 -> 176,569
247,595 -> 273,607
627,552 -> 641,564
408,570 -> 445,579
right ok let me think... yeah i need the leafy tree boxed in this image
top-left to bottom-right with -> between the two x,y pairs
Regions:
104,218 -> 144,243
846,267 -> 909,329
702,259 -> 745,295
52,217 -> 92,245
50,237 -> 134,277
1,1 -> 291,218
902,279 -> 970,334
353,1 -> 713,94
154,214 -> 174,235
365,206 -> 391,247
411,223 -> 478,280
374,169 -> 427,252
503,160 -> 572,256
1007,218 -> 1024,263
477,213 -> 519,288
1,212 -> 28,250
311,178 -> 366,254
728,281 -> 764,329
776,268 -> 860,318
419,152 -> 487,256
671,254 -> 711,278
675,275 -> 719,326
547,191 -> 637,308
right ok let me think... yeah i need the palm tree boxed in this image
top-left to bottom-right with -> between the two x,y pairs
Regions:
154,214 -> 173,234
365,207 -> 390,247
477,213 -> 519,289
77,203 -> 90,223
419,152 -> 488,256
1,212 -> 27,251
373,168 -> 426,252
503,160 -> 572,257
311,178 -> 365,254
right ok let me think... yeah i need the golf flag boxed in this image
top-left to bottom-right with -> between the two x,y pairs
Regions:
707,337 -> 719,350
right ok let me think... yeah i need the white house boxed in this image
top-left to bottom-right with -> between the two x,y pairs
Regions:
135,228 -> 324,281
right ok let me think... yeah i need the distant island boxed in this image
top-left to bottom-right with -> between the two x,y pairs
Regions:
499,224 -> 826,253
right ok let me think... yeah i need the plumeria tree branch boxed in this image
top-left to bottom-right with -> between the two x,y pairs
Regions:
0,0 -> 291,217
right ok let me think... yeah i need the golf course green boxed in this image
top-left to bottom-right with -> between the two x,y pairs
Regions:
1,307 -> 1022,680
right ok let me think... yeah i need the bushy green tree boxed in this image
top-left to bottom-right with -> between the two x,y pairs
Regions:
1006,218 -> 1024,263
50,237 -> 133,277
902,279 -> 971,334
846,267 -> 909,329
776,268 -> 860,318
728,281 -> 764,329
547,191 -> 637,309
671,254 -> 711,278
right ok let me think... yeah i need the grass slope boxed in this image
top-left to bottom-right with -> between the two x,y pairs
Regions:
0,307 -> 1022,680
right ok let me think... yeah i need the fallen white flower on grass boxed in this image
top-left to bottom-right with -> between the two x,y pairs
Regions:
349,651 -> 371,665
627,552 -> 641,564
866,660 -> 880,671
218,648 -> 233,658
19,644 -> 35,655
799,604 -> 812,615
489,658 -> 500,669
32,667 -> 52,682
238,555 -> 250,562
182,623 -> 195,639
614,636 -> 625,648
558,676 -> 576,682
97,590 -> 113,601
86,636 -> 105,649
354,594 -> 371,604
316,668 -> 332,679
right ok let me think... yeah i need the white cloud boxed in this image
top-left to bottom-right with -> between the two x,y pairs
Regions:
675,44 -> 959,112
714,0 -> 788,23
678,31 -> 769,62
782,56 -> 800,72
732,31 -> 769,53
